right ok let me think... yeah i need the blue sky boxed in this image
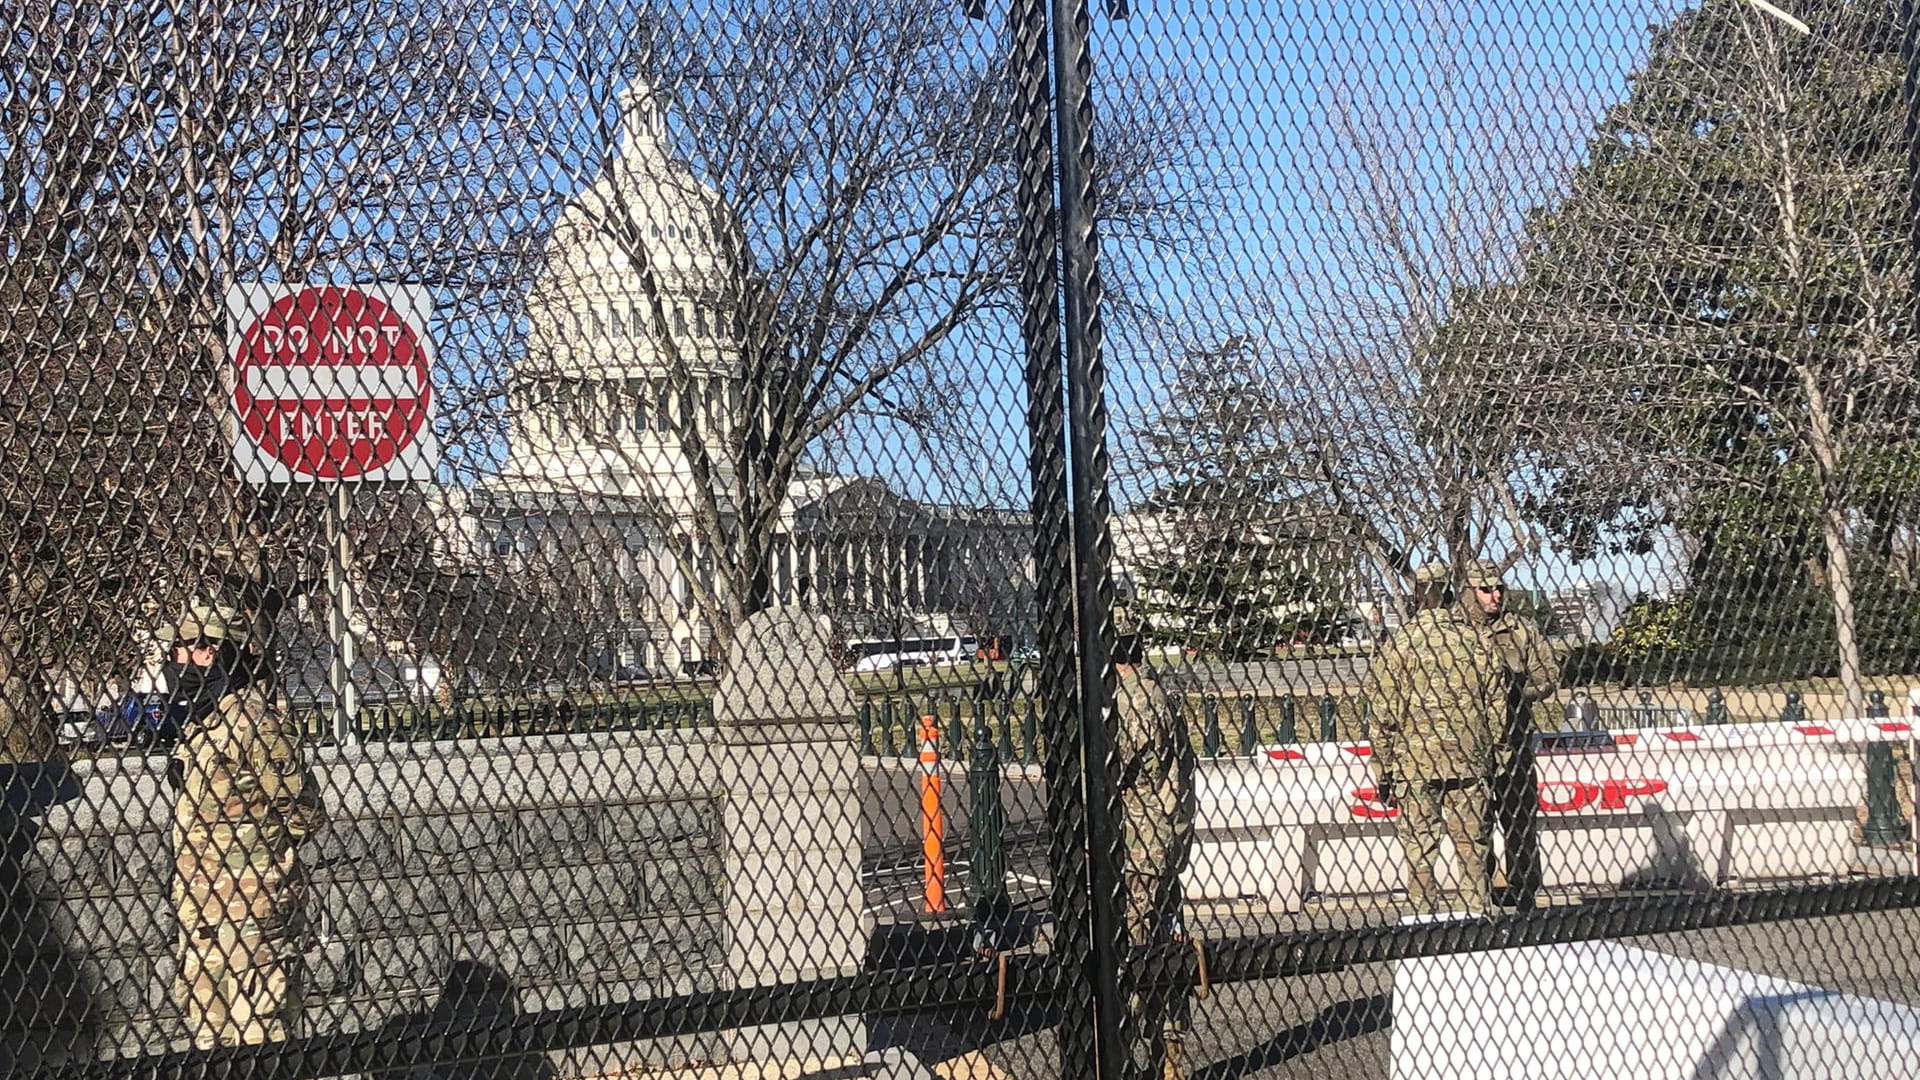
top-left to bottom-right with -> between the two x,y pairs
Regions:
975,0 -> 1693,594
436,0 -> 1699,594
1116,1 -> 1697,595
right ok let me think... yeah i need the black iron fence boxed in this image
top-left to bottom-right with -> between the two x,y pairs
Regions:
9,0 -> 1920,1077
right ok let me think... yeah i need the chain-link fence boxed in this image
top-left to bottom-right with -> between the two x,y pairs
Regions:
6,0 -> 1920,1076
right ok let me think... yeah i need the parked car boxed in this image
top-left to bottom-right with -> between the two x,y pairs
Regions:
68,693 -> 184,752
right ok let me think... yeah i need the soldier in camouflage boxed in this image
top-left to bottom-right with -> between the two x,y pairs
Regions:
161,599 -> 324,1048
1365,564 -> 1504,915
1464,559 -> 1559,910
1113,620 -> 1195,1080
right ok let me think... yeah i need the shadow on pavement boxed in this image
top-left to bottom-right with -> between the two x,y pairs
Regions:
865,913 -> 1060,1067
370,960 -> 557,1080
1192,992 -> 1392,1080
1,761 -> 96,1073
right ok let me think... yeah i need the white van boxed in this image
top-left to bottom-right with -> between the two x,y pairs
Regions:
845,636 -> 978,673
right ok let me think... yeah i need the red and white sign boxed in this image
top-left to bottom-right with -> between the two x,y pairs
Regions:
1345,778 -> 1670,819
227,284 -> 439,483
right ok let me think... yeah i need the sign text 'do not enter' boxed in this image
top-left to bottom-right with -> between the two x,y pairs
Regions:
227,284 -> 439,483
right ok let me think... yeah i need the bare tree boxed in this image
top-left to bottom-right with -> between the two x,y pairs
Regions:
1147,10 -> 1573,611
1,0 -> 552,734
516,0 -> 1211,657
1449,0 -> 1918,712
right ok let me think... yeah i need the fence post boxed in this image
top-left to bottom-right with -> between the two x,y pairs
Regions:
858,701 -> 874,756
1239,697 -> 1259,755
1318,695 -> 1338,742
1781,691 -> 1807,726
970,704 -> 1009,934
1278,696 -> 1297,743
1704,690 -> 1728,726
1022,698 -> 1039,763
1864,690 -> 1906,847
997,698 -> 1016,762
880,700 -> 896,756
1202,696 -> 1222,757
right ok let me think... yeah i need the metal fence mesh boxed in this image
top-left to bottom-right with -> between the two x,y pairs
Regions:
5,0 -> 1920,1077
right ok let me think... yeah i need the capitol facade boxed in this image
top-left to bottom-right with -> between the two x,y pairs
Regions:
468,86 -> 1031,674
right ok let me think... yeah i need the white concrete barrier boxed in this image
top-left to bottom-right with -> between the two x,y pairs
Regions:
1186,717 -> 1916,909
1393,938 -> 1920,1080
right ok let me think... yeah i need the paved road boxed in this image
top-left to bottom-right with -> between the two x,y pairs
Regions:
868,901 -> 1920,1079
859,735 -> 1920,1077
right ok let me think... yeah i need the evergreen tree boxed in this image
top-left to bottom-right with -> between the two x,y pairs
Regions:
1128,344 -> 1348,659
1438,0 -> 1920,702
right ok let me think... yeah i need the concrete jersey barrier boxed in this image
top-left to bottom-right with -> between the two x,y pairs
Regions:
1188,717 -> 1915,909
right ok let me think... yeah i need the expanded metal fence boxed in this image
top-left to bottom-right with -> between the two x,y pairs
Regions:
6,0 -> 1920,1077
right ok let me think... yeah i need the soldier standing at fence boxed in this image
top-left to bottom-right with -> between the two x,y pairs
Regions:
1365,564 -> 1504,915
162,599 -> 325,1048
1113,619 -> 1195,1080
1464,559 -> 1559,910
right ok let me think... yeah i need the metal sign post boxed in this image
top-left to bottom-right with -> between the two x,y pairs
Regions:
325,484 -> 359,746
227,284 -> 439,746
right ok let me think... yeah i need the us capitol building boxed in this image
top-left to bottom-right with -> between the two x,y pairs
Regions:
465,86 -> 1031,675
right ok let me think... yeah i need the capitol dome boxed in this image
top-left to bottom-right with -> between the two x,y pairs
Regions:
528,84 -> 740,379
471,79 -> 1035,675
500,81 -> 747,505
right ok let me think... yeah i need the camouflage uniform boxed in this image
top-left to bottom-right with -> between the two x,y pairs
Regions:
0,643 -> 53,766
1115,663 -> 1194,1080
1364,603 -> 1504,915
164,604 -> 324,1048
1476,566 -> 1559,908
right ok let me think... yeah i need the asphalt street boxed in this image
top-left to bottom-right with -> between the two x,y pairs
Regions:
856,704 -> 1920,1078
860,765 -> 1920,1077
863,896 -> 1920,1079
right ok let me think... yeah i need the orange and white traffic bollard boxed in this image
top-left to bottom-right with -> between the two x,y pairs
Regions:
919,714 -> 947,913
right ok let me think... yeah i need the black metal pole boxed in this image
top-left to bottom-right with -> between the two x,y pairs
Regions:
1049,0 -> 1131,1071
970,702 -> 1010,926
1004,0 -> 1100,1074
1904,1 -> 1920,340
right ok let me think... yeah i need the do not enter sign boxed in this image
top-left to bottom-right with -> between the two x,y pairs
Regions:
227,284 -> 440,483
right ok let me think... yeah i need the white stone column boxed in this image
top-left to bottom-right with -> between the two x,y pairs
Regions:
887,535 -> 904,612
910,535 -> 927,612
778,533 -> 795,603
709,609 -> 870,1067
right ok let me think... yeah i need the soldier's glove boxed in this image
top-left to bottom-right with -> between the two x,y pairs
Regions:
1377,774 -> 1397,808
165,756 -> 185,791
1161,910 -> 1189,945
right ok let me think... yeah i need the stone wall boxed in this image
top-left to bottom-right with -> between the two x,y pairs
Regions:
4,730 -> 728,1070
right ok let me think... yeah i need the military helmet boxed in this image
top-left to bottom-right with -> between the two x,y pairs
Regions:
1411,563 -> 1449,586
156,598 -> 249,646
1463,559 -> 1506,589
